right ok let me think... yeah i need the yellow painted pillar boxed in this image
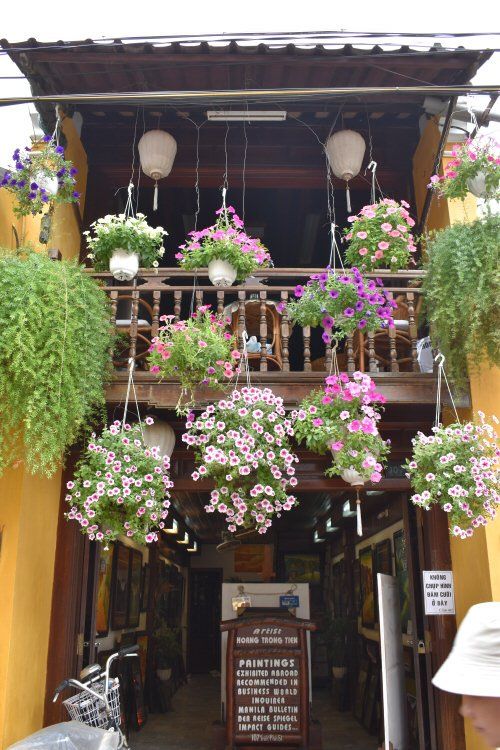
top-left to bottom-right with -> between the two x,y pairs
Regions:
0,114 -> 87,748
0,468 -> 62,748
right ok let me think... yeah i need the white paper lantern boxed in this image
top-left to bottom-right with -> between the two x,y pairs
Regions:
143,418 -> 176,459
325,130 -> 366,212
138,129 -> 177,210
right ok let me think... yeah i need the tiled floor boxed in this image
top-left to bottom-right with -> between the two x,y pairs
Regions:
131,674 -> 377,749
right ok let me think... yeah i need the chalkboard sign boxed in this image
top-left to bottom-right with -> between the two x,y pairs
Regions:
221,616 -> 315,747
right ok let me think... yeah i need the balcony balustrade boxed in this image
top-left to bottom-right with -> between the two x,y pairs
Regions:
86,267 -> 458,408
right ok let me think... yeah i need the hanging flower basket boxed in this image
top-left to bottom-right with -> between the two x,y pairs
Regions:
0,136 -> 79,217
428,136 -> 500,201
175,205 -> 272,285
285,267 -> 396,345
148,305 -> 241,414
344,199 -> 417,272
293,372 -> 390,482
406,412 -> 500,538
84,213 -> 167,279
182,387 -> 299,534
65,418 -> 173,546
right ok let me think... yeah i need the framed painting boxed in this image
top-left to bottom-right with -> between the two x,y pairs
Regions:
394,529 -> 411,634
111,543 -> 131,630
359,546 -> 375,629
128,549 -> 143,628
234,545 -> 266,574
136,632 -> 149,684
375,539 -> 392,576
96,543 -> 113,636
353,559 -> 361,617
283,553 -> 321,584
332,560 -> 344,617
140,563 -> 150,612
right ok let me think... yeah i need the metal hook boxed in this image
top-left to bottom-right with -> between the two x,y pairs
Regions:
434,352 -> 445,367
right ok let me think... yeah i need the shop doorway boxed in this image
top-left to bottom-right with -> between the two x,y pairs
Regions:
188,568 -> 223,674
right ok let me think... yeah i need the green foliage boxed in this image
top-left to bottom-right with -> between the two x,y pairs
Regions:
153,624 -> 182,668
323,617 -> 352,666
292,372 -> 389,482
84,213 -> 167,270
344,198 -> 417,272
148,307 -> 240,414
423,214 -> 500,389
430,137 -> 500,201
286,268 -> 396,343
65,419 -> 173,545
177,205 -> 272,281
406,415 -> 499,538
0,250 -> 113,476
0,140 -> 79,217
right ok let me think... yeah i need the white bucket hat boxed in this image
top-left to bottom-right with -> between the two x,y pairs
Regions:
433,602 -> 500,697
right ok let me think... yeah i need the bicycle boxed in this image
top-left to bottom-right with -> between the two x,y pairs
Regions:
53,644 -> 140,749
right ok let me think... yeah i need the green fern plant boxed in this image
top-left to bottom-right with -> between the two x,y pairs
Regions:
0,249 -> 113,476
423,214 -> 500,389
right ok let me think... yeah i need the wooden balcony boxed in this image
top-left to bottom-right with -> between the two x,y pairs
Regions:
88,267 -> 467,409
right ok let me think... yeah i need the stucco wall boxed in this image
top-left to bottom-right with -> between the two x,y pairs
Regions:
0,113 -> 88,748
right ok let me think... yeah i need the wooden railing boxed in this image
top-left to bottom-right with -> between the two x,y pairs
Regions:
87,268 -> 427,377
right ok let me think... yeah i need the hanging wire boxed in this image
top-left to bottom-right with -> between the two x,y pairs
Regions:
223,121 -> 230,192
434,352 -> 460,428
122,358 -> 144,440
242,104 -> 249,222
135,107 -> 146,212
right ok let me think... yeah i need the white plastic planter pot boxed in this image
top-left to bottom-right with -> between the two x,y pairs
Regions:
467,171 -> 487,198
340,467 -> 365,487
109,249 -> 139,281
157,668 -> 172,681
208,259 -> 237,287
34,171 -> 59,197
332,666 -> 347,679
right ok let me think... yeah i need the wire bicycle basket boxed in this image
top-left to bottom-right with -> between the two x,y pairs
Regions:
62,677 -> 121,729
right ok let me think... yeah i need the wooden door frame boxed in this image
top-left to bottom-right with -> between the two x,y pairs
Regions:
43,460 -> 92,725
187,567 -> 223,674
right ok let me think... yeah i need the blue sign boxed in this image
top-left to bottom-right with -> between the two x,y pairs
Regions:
280,595 -> 300,609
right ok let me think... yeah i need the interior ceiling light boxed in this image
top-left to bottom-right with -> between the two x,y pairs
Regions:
177,532 -> 190,545
342,500 -> 357,518
164,519 -> 178,535
314,530 -> 326,543
326,518 -> 340,533
206,110 -> 287,122
187,541 -> 198,553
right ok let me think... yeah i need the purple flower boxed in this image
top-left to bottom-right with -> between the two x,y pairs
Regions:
30,182 -> 38,190
358,319 -> 367,328
28,192 -> 36,199
55,145 -> 64,154
72,191 -> 80,199
43,135 -> 52,142
322,331 -> 332,344
294,285 -> 304,298
344,307 -> 355,317
329,289 -> 339,299
355,301 -> 364,312
322,315 -> 334,329
70,167 -> 78,175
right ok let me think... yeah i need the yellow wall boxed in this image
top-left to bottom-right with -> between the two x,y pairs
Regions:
414,121 -> 500,750
0,467 -> 62,748
0,113 -> 87,748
